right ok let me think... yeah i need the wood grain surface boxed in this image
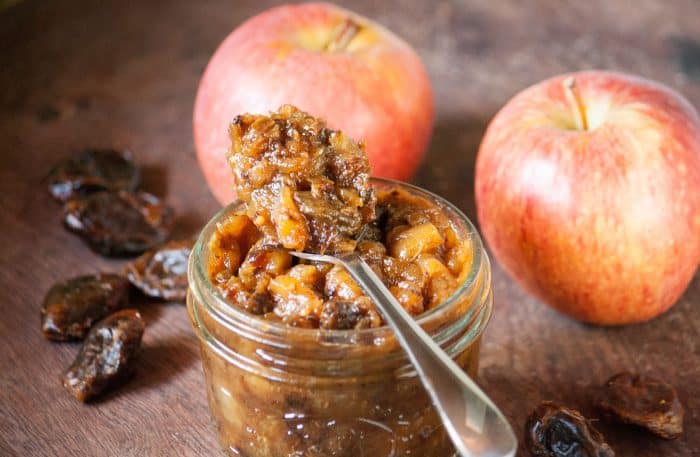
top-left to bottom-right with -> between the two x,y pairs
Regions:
1,1 -> 699,455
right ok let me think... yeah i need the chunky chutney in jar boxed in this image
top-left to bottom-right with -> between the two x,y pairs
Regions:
187,106 -> 493,456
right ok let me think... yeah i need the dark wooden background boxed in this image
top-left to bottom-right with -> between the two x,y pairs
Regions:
1,1 -> 698,455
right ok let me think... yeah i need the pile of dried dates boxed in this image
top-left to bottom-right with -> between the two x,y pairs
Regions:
526,373 -> 684,456
42,149 -> 193,402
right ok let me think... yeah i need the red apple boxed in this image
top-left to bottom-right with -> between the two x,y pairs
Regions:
194,2 -> 434,204
475,71 -> 700,325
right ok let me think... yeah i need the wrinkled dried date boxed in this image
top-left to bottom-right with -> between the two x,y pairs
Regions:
46,149 -> 139,202
124,239 -> 192,301
63,190 -> 174,256
62,309 -> 145,402
596,372 -> 684,439
525,401 -> 614,457
41,273 -> 131,341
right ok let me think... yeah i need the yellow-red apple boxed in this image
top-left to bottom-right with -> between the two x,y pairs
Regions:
475,71 -> 700,325
194,2 -> 434,204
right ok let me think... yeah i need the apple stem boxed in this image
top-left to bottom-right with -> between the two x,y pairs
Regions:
324,18 -> 361,52
563,76 -> 589,131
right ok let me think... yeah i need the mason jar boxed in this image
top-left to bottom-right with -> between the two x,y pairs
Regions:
187,179 -> 494,457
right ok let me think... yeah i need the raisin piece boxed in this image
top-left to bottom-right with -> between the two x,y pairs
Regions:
41,273 -> 130,341
319,299 -> 381,329
46,148 -> 139,202
63,190 -> 174,256
596,372 -> 684,439
525,401 -> 614,457
227,105 -> 376,254
62,309 -> 145,402
125,239 -> 192,301
244,292 -> 275,315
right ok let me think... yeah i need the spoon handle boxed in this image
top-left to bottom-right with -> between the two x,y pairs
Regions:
339,254 -> 517,457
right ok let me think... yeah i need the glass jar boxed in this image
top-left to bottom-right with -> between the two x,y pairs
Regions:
187,179 -> 493,457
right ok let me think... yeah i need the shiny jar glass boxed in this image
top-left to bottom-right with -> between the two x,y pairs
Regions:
187,179 -> 494,457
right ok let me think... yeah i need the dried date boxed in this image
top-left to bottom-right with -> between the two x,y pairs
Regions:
46,148 -> 139,202
124,239 -> 192,301
63,190 -> 174,256
62,309 -> 145,402
41,273 -> 130,341
525,401 -> 614,457
596,372 -> 684,439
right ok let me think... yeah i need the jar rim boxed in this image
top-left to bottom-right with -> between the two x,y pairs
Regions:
188,177 -> 489,344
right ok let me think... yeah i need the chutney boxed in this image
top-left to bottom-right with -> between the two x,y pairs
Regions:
208,188 -> 471,329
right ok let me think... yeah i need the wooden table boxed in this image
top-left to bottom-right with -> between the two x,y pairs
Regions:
1,1 -> 698,455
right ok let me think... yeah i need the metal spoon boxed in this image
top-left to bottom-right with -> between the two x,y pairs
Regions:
290,250 -> 517,457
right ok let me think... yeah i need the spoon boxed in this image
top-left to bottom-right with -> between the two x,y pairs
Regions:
289,250 -> 518,457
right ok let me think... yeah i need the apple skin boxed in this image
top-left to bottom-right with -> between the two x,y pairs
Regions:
194,2 -> 434,205
475,71 -> 700,325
